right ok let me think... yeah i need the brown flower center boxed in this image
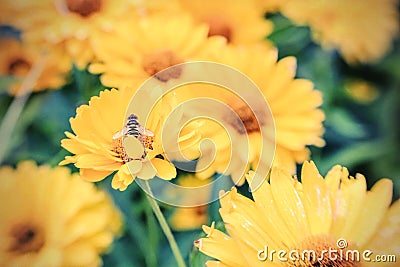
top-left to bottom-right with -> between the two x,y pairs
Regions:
195,206 -> 207,216
8,222 -> 45,254
8,57 -> 31,76
65,0 -> 102,17
203,16 -> 233,43
112,114 -> 155,162
286,235 -> 362,267
113,137 -> 132,163
142,50 -> 184,82
226,100 -> 264,135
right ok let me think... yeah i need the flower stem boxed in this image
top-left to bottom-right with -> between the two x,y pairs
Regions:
143,180 -> 187,267
0,53 -> 47,164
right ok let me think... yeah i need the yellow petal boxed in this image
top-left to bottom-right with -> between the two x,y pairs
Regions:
333,173 -> 367,239
364,199 -> 400,267
347,178 -> 393,246
195,223 -> 248,267
80,168 -> 112,182
126,160 -> 143,174
246,171 -> 297,248
136,161 -> 157,180
112,165 -> 134,191
301,161 -> 332,235
270,167 -> 310,243
152,158 -> 177,180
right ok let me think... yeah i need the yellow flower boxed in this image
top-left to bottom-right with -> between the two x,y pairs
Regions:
257,0 -> 282,13
133,0 -> 182,16
2,0 -> 140,68
89,13 -> 226,88
175,0 -> 274,45
0,161 -> 121,267
344,79 -> 379,104
195,161 -> 399,267
60,87 -> 200,191
179,45 -> 324,181
278,0 -> 399,63
0,37 -> 70,95
169,175 -> 212,231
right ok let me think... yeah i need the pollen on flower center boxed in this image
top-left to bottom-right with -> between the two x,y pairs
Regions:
65,0 -> 102,17
112,137 -> 131,163
112,114 -> 155,162
142,50 -> 184,82
8,222 -> 45,254
226,101 -> 264,134
286,235 -> 362,267
203,16 -> 233,43
8,57 -> 32,76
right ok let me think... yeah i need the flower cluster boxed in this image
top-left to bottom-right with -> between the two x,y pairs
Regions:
0,161 -> 121,267
0,1 -> 398,266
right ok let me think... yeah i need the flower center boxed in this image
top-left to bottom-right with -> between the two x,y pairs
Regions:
8,57 -> 32,76
203,16 -> 232,43
142,50 -> 183,82
286,235 -> 362,267
8,222 -> 45,254
112,114 -> 154,162
65,0 -> 102,17
195,206 -> 207,216
226,100 -> 264,134
113,137 -> 132,163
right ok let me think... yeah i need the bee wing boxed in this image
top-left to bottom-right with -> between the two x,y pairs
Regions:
112,126 -> 128,139
138,125 -> 154,137
143,128 -> 154,137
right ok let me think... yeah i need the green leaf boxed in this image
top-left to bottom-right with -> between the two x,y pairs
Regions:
189,246 -> 214,267
316,139 -> 390,174
268,25 -> 311,58
296,46 -> 339,105
2,93 -> 45,164
72,65 -> 106,101
326,108 -> 366,139
0,75 -> 18,94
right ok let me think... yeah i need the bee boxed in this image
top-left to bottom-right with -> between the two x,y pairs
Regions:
113,114 -> 154,151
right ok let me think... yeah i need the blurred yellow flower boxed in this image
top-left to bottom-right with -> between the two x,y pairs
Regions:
1,0 -> 141,68
181,45 -> 324,181
345,79 -> 379,104
0,161 -> 121,267
257,0 -> 282,13
0,37 -> 70,95
60,88 -> 200,191
89,14 -> 226,88
169,175 -> 212,231
175,0 -> 273,45
278,0 -> 399,63
195,161 -> 399,267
